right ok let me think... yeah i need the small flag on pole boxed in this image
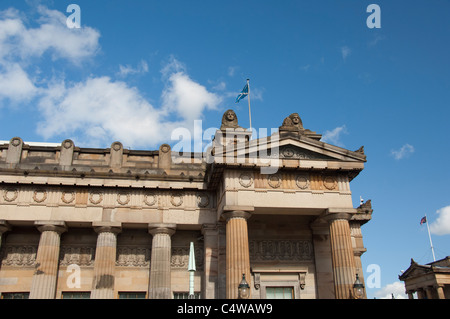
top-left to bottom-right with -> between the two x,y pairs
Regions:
235,82 -> 249,103
420,216 -> 427,225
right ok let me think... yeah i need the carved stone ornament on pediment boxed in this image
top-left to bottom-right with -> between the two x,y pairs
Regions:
279,113 -> 304,131
277,145 -> 332,160
220,109 -> 241,130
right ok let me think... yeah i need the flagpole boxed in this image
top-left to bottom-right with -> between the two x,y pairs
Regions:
247,79 -> 252,130
425,214 -> 436,262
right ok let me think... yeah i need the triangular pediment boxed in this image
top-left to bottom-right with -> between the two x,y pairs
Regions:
211,130 -> 366,163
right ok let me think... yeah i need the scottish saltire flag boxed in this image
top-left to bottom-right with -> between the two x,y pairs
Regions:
235,82 -> 249,103
420,216 -> 427,225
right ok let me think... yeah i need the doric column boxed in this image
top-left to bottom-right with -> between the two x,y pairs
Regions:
406,290 -> 414,299
325,212 -> 357,299
436,285 -> 445,299
222,211 -> 251,299
29,221 -> 67,299
0,220 -> 11,249
148,223 -> 176,299
202,224 -> 219,299
90,222 -> 122,299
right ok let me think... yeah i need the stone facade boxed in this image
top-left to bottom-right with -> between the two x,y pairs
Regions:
0,111 -> 372,299
399,257 -> 450,299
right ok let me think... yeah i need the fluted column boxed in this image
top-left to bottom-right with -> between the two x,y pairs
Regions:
325,212 -> 357,299
91,222 -> 122,299
29,221 -> 67,299
222,211 -> 251,299
148,223 -> 176,299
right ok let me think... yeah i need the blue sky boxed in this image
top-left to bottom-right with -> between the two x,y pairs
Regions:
1,0 -> 449,299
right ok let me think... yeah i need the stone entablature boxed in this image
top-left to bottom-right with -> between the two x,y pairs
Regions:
0,110 -> 372,299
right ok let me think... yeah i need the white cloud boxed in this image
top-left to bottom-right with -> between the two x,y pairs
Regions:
161,68 -> 222,123
228,66 -> 237,77
372,281 -> 407,299
0,6 -> 100,65
322,125 -> 348,147
117,60 -> 149,77
1,7 -> 222,149
0,63 -> 38,103
341,46 -> 351,60
429,205 -> 450,235
391,144 -> 414,160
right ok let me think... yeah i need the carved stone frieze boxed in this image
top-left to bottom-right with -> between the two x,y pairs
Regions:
59,246 -> 95,267
0,245 -> 37,267
249,240 -> 313,262
239,173 -> 253,188
3,189 -> 18,202
171,246 -> 204,271
33,190 -> 47,203
116,246 -> 151,267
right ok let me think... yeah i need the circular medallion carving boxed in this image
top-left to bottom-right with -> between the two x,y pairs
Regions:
62,139 -> 73,149
33,190 -> 47,203
295,175 -> 310,190
112,142 -> 122,151
323,176 -> 337,190
3,189 -> 18,202
117,192 -> 130,205
89,191 -> 103,205
197,194 -> 209,208
267,174 -> 282,188
282,147 -> 295,157
160,144 -> 171,153
239,173 -> 253,188
10,137 -> 21,147
170,193 -> 183,207
144,193 -> 157,206
61,191 -> 75,204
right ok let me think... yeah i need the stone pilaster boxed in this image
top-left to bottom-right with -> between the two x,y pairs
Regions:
202,224 -> 219,299
0,220 -> 11,249
325,212 -> 357,299
90,222 -> 122,299
29,221 -> 67,299
148,223 -> 176,299
222,211 -> 251,299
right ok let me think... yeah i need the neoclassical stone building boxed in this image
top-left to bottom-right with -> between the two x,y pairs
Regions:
0,110 -> 372,299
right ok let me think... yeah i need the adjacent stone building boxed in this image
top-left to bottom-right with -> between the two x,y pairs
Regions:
0,110 -> 372,299
399,257 -> 450,299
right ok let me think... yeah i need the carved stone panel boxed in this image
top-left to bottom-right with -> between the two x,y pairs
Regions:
249,240 -> 313,262
59,246 -> 95,267
0,245 -> 37,267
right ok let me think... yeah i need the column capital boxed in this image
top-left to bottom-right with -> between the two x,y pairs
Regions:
201,223 -> 218,235
322,208 -> 356,223
34,221 -> 67,235
93,221 -> 122,235
148,223 -> 176,236
0,220 -> 11,234
221,210 -> 252,222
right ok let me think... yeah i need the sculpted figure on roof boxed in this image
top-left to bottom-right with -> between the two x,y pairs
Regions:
220,109 -> 241,130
